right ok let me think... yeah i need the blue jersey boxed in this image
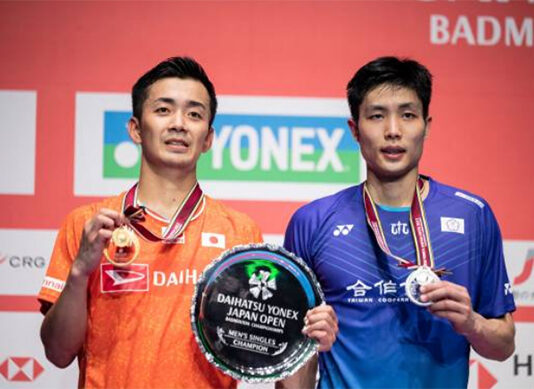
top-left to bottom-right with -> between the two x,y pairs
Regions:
284,177 -> 515,389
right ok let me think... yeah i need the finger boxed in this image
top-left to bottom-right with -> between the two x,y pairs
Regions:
98,208 -> 125,226
85,213 -> 115,232
303,318 -> 338,334
427,299 -> 469,315
97,228 -> 113,241
304,313 -> 338,335
86,216 -> 116,243
421,283 -> 469,304
423,280 -> 466,294
306,306 -> 338,326
303,316 -> 339,341
83,214 -> 117,248
83,225 -> 113,251
430,310 -> 466,324
304,329 -> 336,352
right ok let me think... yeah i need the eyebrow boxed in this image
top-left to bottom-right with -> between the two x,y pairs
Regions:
398,102 -> 420,110
152,97 -> 207,111
366,102 -> 421,111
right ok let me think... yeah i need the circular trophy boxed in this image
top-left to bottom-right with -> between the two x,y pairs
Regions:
405,266 -> 440,307
191,243 -> 324,383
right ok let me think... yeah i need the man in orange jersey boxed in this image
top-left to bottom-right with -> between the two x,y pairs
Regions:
39,57 -> 337,388
39,57 -> 266,388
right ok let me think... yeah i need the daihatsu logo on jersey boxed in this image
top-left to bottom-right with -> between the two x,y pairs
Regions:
74,94 -> 364,200
101,263 -> 149,293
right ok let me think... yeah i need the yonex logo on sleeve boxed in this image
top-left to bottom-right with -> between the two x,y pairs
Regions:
454,192 -> 485,208
504,283 -> 513,295
333,224 -> 354,236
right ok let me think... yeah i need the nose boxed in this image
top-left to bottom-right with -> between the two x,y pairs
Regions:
385,116 -> 401,139
169,111 -> 186,132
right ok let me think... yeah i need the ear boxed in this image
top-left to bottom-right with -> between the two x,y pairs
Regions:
348,118 -> 360,142
202,127 -> 214,153
128,117 -> 142,145
424,116 -> 432,139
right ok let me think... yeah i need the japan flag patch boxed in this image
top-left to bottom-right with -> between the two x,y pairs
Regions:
201,232 -> 226,249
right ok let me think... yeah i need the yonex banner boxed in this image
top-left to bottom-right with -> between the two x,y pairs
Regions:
76,94 -> 363,201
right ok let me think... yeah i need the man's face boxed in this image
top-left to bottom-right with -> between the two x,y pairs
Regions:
349,84 -> 430,181
128,77 -> 213,173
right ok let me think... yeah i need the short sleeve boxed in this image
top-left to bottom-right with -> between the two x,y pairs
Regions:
284,206 -> 316,267
37,210 -> 84,307
474,203 -> 516,318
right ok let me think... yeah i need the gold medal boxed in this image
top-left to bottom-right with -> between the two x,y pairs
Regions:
103,225 -> 140,267
112,226 -> 135,248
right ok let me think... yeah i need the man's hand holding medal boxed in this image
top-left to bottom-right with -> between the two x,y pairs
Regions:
73,208 -> 137,278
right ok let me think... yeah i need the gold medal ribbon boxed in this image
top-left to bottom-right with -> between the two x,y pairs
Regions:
122,181 -> 204,242
103,182 -> 204,267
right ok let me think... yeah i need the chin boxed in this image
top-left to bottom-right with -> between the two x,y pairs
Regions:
156,157 -> 194,170
373,167 -> 415,182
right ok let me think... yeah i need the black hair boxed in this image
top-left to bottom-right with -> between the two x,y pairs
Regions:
132,56 -> 217,126
347,56 -> 433,121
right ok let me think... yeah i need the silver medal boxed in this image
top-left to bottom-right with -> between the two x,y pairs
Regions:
405,266 -> 440,307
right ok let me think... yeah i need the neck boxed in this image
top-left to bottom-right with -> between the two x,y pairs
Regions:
365,170 -> 420,208
136,163 -> 197,219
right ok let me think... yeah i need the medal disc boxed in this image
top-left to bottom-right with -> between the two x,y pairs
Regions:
103,226 -> 140,267
112,226 -> 135,247
191,243 -> 324,383
405,266 -> 440,307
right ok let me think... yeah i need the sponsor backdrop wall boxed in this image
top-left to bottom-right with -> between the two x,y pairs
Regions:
0,1 -> 533,388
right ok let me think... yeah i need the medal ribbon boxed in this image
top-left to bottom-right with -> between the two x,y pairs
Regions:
363,177 -> 435,270
121,182 -> 204,243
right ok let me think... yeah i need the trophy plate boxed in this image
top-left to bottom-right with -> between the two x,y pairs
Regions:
191,243 -> 324,382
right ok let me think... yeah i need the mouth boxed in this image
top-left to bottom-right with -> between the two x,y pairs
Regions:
164,138 -> 189,148
380,146 -> 406,159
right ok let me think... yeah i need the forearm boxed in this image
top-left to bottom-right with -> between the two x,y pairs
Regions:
466,313 -> 515,361
40,262 -> 90,367
275,353 -> 318,389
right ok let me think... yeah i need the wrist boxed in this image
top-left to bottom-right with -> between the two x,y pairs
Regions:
69,259 -> 93,283
463,312 -> 483,340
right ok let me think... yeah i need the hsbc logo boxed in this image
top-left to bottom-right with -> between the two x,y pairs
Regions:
0,357 -> 44,382
333,224 -> 354,236
468,359 -> 497,389
101,263 -> 149,293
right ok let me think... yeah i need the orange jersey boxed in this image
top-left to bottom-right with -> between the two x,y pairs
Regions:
38,194 -> 263,389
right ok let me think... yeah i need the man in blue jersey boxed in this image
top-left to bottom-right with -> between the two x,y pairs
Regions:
279,57 -> 515,388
